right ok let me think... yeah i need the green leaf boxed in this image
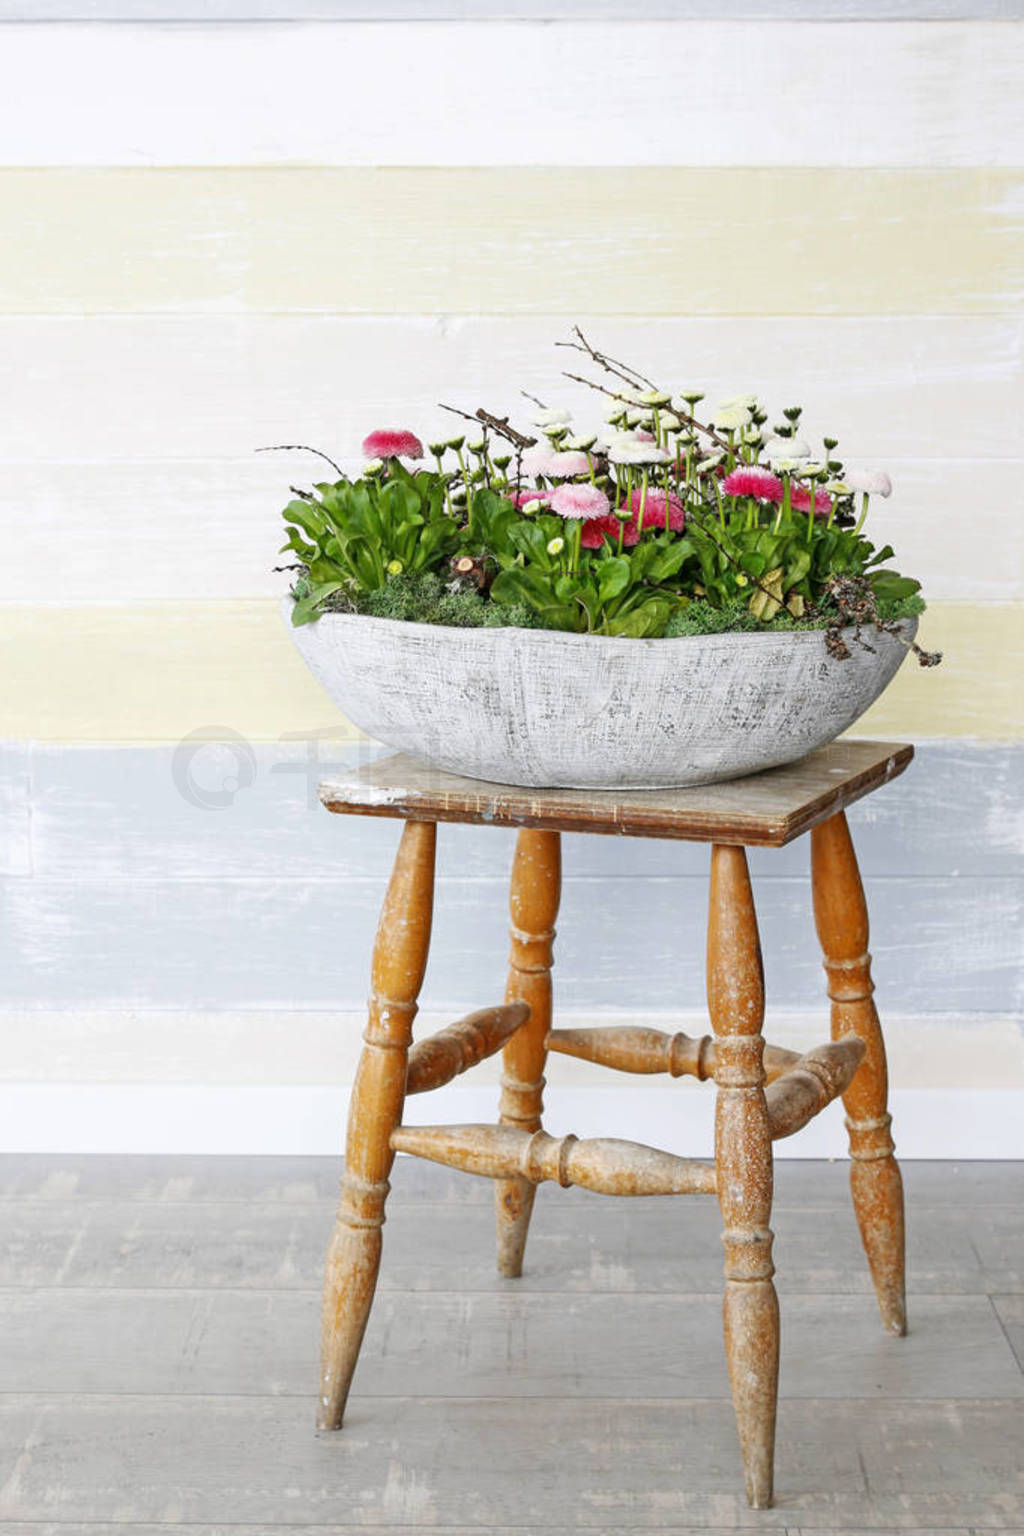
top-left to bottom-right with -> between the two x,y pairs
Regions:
869,570 -> 921,601
597,556 -> 631,604
290,581 -> 345,626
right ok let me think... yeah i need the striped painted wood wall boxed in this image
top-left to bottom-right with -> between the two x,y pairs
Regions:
1,6 -> 1021,1153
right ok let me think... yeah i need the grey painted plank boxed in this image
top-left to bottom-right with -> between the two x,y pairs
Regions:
23,741 -> 1024,883
1,2 -> 1020,17
0,1192 -> 997,1294
4,1153 -> 1023,1208
1,1288 -> 1019,1400
0,745 -> 30,879
0,1394 -> 1022,1526
2,866 -> 1019,1012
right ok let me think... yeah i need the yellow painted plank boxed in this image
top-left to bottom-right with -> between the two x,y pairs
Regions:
1,168 -> 1021,316
4,601 -> 1020,743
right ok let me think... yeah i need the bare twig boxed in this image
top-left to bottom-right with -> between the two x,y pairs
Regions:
560,369 -> 735,458
555,325 -> 656,390
520,389 -> 547,410
439,401 -> 537,451
256,443 -> 344,476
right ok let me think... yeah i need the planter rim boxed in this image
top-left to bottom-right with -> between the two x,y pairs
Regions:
285,600 -> 913,651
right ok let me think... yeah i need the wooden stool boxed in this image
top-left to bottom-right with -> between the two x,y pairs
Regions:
315,738 -> 912,1508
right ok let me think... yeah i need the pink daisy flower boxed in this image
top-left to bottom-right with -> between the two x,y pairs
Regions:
521,445 -> 592,479
627,486 -> 685,533
508,488 -> 550,510
549,483 -> 611,521
721,466 -> 784,503
579,514 -> 641,550
791,484 -> 833,516
361,428 -> 424,461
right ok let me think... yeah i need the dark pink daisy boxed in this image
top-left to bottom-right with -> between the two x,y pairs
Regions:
628,487 -> 685,533
361,428 -> 425,460
721,466 -> 784,503
579,513 -> 639,549
791,483 -> 833,516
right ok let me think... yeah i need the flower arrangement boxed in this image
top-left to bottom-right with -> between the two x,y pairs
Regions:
275,330 -> 937,664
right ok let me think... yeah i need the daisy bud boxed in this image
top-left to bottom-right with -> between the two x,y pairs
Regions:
446,434 -> 465,451
678,391 -> 704,407
468,438 -> 487,455
493,453 -> 511,470
637,389 -> 672,407
363,459 -> 384,474
546,537 -> 565,556
712,402 -> 753,430
783,406 -> 803,422
522,498 -> 545,516
386,559 -> 404,576
428,441 -> 447,457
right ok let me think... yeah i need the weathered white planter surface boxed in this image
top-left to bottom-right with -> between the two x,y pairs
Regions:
287,605 -> 916,789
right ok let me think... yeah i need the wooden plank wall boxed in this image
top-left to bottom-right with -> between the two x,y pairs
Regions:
0,5 -> 1021,1152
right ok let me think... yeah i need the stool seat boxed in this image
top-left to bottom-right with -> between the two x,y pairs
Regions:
313,738 -> 912,1510
319,738 -> 912,846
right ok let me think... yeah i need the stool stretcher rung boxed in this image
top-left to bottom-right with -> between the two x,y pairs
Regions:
390,1123 -> 717,1196
547,1025 -> 799,1084
764,1035 -> 866,1141
405,1003 -> 531,1096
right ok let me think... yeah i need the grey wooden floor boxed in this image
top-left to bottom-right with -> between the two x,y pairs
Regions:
0,1157 -> 1022,1533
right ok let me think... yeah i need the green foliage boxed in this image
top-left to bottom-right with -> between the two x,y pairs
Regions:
279,461 -> 924,641
283,462 -> 459,626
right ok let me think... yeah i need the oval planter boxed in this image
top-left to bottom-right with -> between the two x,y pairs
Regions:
287,605 -> 916,789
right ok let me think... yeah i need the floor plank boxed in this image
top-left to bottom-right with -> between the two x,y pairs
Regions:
0,1395 -> 1022,1527
0,1289 -> 1019,1402
0,1193 -> 1000,1295
3,1154 -> 1023,1209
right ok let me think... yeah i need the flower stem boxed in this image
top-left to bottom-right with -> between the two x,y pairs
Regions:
854,491 -> 871,534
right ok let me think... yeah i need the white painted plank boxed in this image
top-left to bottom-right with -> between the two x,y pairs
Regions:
3,2 -> 1022,17
1,1008 -> 1019,1095
5,455 -> 1018,602
0,315 -> 1019,462
0,22 -> 1021,166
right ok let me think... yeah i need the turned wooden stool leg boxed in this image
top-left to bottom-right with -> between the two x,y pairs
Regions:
317,818 -> 436,1429
811,810 -> 906,1337
494,828 -> 561,1278
708,843 -> 779,1510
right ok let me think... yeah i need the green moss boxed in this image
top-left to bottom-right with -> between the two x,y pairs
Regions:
304,572 -> 925,639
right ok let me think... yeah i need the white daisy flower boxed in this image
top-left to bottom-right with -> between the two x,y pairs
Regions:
531,407 -> 572,429
845,469 -> 893,497
712,403 -> 754,431
765,437 -> 811,463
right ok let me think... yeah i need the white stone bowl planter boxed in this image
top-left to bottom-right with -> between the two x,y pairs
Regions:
287,605 -> 915,789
